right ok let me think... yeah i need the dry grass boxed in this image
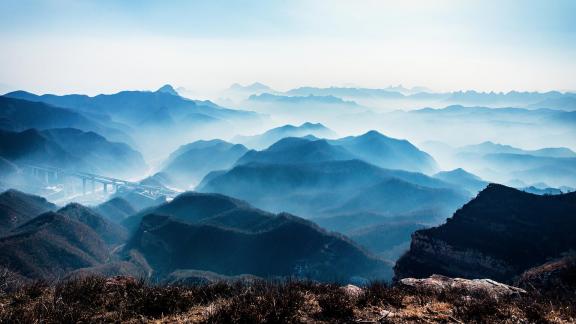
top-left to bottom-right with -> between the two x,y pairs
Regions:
0,275 -> 574,323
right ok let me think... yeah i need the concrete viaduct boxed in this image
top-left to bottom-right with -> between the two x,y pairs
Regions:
23,164 -> 179,199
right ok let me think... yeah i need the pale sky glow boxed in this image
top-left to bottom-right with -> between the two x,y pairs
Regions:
1,0 -> 575,95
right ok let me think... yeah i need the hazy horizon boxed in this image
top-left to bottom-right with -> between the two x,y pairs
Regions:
1,0 -> 576,96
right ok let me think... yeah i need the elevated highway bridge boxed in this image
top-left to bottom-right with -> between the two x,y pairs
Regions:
21,164 -> 180,199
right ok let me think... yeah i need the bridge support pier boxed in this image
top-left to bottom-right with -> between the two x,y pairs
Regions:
82,178 -> 86,195
103,183 -> 108,194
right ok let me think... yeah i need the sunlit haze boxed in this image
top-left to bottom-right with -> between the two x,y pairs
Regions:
1,0 -> 575,95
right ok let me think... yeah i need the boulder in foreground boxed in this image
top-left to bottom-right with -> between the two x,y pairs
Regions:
400,274 -> 526,298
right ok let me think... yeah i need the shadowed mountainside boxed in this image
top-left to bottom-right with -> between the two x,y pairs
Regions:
122,192 -> 392,282
0,189 -> 56,234
57,203 -> 128,245
394,184 -> 576,283
0,211 -> 110,279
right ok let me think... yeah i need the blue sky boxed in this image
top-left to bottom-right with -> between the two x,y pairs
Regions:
1,0 -> 575,95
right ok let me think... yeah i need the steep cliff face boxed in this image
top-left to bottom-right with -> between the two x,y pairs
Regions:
394,183 -> 576,283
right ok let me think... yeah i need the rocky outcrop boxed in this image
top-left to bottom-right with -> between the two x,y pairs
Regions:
400,275 -> 526,298
394,184 -> 576,283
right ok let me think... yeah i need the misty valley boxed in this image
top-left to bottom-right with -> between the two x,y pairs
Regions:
0,84 -> 575,322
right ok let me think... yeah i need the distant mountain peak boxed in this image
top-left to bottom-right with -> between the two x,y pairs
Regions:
300,122 -> 327,129
229,82 -> 272,92
440,168 -> 478,178
156,84 -> 179,96
362,130 -> 385,137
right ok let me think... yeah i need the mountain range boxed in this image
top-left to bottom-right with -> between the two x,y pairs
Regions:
0,189 -> 137,280
452,142 -> 576,188
279,87 -> 576,110
197,157 -> 469,263
4,86 -> 259,130
249,93 -> 361,106
233,130 -> 437,173
456,141 -> 576,158
0,188 -> 394,282
0,96 -> 132,145
122,192 -> 392,281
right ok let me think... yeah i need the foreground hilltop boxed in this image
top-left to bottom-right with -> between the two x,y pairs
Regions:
394,183 -> 576,282
0,274 -> 573,323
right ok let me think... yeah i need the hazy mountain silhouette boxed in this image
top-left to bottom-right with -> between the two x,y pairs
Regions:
395,184 -> 576,283
328,178 -> 466,216
285,87 -> 405,99
0,189 -> 56,235
235,130 -> 438,174
123,192 -> 392,281
279,87 -> 576,109
249,93 -> 360,106
40,128 -> 148,177
0,128 -> 147,178
0,129 -> 83,170
470,153 -> 576,188
0,96 -> 133,144
95,197 -> 137,224
229,82 -> 274,93
529,95 -> 576,111
447,141 -> 576,188
329,130 -> 438,174
110,190 -> 167,212
198,159 -> 467,219
160,139 -> 248,189
407,105 -> 576,128
233,122 -> 337,149
444,90 -> 568,106
433,168 -> 488,194
349,222 -> 427,260
457,141 -> 576,158
236,137 -> 355,165
5,87 -> 260,130
313,209 -> 443,235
